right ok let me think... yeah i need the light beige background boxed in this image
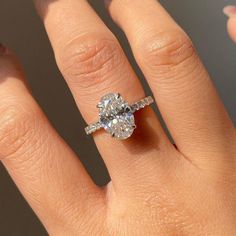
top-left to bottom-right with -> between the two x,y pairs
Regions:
0,0 -> 235,235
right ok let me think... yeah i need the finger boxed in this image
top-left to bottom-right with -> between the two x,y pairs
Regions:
107,0 -> 236,166
224,6 -> 236,43
0,45 -> 103,234
35,0 -> 176,191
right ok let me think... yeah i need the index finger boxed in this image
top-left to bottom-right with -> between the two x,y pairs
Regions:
0,46 -> 103,234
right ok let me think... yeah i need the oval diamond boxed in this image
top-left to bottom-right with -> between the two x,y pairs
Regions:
98,93 -> 135,140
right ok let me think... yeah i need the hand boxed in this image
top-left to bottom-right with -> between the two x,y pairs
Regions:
0,1 -> 236,235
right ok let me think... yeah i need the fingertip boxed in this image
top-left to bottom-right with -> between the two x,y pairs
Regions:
223,5 -> 236,18
223,6 -> 236,43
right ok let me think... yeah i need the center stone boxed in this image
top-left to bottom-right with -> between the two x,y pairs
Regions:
98,93 -> 135,140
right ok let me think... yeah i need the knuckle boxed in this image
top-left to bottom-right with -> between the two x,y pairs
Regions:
138,29 -> 196,69
0,98 -> 39,159
57,34 -> 125,90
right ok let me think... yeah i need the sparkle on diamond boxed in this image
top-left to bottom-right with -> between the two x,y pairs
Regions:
98,93 -> 135,140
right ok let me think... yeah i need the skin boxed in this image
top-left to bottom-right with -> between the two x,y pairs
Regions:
224,5 -> 236,43
0,0 -> 236,235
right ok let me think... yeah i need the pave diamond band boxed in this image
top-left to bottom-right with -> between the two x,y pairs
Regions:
85,122 -> 102,135
130,96 -> 154,112
85,93 -> 154,140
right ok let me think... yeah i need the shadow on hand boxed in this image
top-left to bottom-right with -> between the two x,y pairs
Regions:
122,107 -> 162,155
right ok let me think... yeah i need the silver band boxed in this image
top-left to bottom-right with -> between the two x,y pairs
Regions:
85,121 -> 102,135
85,96 -> 154,135
130,96 -> 154,113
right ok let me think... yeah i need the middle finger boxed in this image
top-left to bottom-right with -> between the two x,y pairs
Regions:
107,0 -> 236,167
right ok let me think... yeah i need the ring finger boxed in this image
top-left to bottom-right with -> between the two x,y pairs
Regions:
35,0 -> 177,192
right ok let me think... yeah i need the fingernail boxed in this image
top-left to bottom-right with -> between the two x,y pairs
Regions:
223,5 -> 236,18
104,0 -> 111,9
0,43 -> 7,55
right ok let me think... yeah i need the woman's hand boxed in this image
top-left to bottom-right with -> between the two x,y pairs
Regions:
0,1 -> 236,235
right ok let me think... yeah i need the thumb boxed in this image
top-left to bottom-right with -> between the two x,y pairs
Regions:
223,6 -> 236,43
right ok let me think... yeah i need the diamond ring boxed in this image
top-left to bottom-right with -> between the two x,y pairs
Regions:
85,93 -> 154,140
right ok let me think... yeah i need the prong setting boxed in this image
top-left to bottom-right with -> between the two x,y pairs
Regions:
97,103 -> 102,109
116,93 -> 121,99
85,94 -> 154,139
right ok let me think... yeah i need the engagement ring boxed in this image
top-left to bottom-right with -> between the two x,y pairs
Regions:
85,93 -> 154,140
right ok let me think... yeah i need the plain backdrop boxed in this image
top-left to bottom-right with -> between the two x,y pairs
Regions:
0,0 -> 235,235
